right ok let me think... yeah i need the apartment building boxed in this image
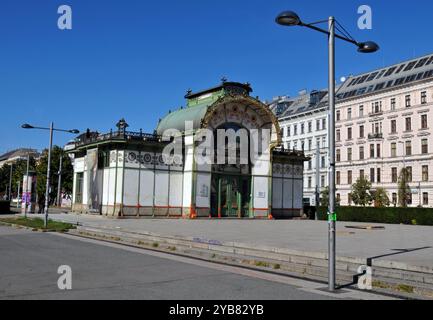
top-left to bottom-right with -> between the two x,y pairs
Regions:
334,53 -> 433,207
269,90 -> 328,205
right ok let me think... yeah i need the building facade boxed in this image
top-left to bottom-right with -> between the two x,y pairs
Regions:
272,53 -> 433,208
334,53 -> 433,208
67,81 -> 308,219
269,90 -> 329,206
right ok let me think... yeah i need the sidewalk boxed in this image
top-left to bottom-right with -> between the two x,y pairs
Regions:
28,212 -> 433,270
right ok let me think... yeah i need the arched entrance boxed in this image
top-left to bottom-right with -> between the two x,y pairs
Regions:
201,94 -> 282,218
210,123 -> 252,218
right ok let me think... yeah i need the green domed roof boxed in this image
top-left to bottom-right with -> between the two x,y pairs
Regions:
156,81 -> 252,135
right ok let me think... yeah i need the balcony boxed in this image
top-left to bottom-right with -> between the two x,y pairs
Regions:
368,133 -> 383,140
369,110 -> 383,117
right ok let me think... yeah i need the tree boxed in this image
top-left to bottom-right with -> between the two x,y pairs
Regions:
36,146 -> 74,205
398,167 -> 411,208
320,186 -> 340,208
351,176 -> 373,207
320,187 -> 329,207
372,187 -> 390,208
0,158 -> 36,199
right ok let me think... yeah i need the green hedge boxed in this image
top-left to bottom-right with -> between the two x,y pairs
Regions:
317,206 -> 433,226
0,201 -> 11,214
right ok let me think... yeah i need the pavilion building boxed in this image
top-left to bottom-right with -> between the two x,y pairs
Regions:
67,81 -> 308,219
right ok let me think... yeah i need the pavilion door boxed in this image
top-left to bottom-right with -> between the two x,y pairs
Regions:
219,176 -> 240,217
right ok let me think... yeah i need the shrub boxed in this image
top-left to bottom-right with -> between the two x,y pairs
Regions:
317,206 -> 433,226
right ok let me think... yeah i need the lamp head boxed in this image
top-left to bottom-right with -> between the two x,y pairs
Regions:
275,11 -> 302,26
357,41 -> 380,53
70,129 -> 80,134
21,124 -> 34,129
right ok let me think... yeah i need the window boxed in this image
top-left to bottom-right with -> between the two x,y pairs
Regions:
347,127 -> 352,140
322,137 -> 326,148
421,114 -> 428,129
301,123 -> 305,134
370,144 -> 375,158
407,166 -> 413,182
391,98 -> 396,110
359,146 -> 365,160
336,171 -> 341,185
391,143 -> 397,157
336,111 -> 341,122
392,167 -> 398,183
422,139 -> 429,154
348,194 -> 353,206
308,122 -> 312,133
373,102 -> 381,113
294,141 -> 298,150
421,91 -> 427,104
391,120 -> 397,134
406,141 -> 412,156
308,177 -> 312,189
322,118 -> 326,130
376,144 -> 381,158
287,126 -> 291,137
348,108 -> 352,120
423,193 -> 429,206
348,170 -> 353,185
307,160 -> 312,170
405,117 -> 412,131
336,149 -> 341,162
360,169 -> 365,179
392,193 -> 397,205
370,168 -> 375,183
294,125 -> 298,136
287,141 -> 291,150
405,95 -> 411,107
308,139 -> 312,151
321,156 -> 326,168
347,148 -> 352,161
359,105 -> 364,117
359,125 -> 365,138
75,173 -> 84,204
321,175 -> 325,187
422,165 -> 429,182
377,168 -> 381,183
336,129 -> 341,142
316,120 -> 320,131
337,193 -> 341,203
407,193 -> 413,205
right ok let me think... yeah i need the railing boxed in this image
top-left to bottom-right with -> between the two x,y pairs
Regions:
369,110 -> 383,117
75,130 -> 161,147
368,133 -> 383,140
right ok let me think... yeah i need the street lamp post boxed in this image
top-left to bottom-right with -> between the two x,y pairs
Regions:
24,153 -> 30,218
275,11 -> 379,291
21,123 -> 79,228
8,164 -> 13,201
57,153 -> 63,207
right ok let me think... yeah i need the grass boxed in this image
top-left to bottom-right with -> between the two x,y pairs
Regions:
254,261 -> 270,268
0,217 -> 75,232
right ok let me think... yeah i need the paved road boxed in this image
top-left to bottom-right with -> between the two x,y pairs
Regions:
28,212 -> 433,270
0,225 -> 342,300
0,225 -> 394,300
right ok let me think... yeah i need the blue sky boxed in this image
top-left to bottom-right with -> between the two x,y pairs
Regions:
1,0 -> 433,153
